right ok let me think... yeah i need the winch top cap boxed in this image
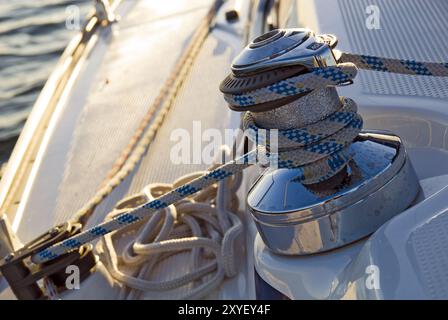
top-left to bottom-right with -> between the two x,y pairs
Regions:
249,29 -> 286,48
231,28 -> 335,75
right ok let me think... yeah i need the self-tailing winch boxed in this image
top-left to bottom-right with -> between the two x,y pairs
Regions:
220,28 -> 420,254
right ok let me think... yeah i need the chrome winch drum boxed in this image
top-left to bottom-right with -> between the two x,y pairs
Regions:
248,131 -> 419,254
226,28 -> 421,255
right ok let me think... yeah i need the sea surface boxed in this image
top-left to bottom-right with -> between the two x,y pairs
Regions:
0,0 -> 91,164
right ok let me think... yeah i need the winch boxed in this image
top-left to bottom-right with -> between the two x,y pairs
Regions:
220,28 -> 420,255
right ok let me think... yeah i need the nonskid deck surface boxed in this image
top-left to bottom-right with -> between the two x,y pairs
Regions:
338,0 -> 448,100
14,0 -> 209,239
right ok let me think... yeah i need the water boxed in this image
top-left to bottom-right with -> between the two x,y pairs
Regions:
0,0 -> 92,164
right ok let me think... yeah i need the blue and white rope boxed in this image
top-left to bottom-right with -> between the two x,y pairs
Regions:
32,53 -> 448,264
223,64 -> 358,107
340,53 -> 448,77
33,152 -> 255,263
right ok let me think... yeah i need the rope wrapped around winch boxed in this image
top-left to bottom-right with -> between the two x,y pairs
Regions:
224,63 -> 361,184
32,62 -> 362,264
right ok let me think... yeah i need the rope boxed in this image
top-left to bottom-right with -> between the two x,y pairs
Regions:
244,97 -> 362,183
43,278 -> 61,300
100,147 -> 243,299
340,52 -> 448,77
31,46 -> 448,264
223,64 -> 358,107
34,150 -> 254,263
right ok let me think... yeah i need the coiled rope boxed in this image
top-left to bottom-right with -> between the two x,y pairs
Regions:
100,147 -> 243,299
